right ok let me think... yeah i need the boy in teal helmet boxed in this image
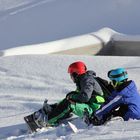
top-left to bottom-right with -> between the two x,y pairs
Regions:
91,68 -> 140,125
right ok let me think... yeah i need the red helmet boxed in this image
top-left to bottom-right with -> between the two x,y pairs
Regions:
68,61 -> 87,75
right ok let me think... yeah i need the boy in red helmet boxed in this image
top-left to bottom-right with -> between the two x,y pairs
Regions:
66,61 -> 105,119
33,61 -> 106,127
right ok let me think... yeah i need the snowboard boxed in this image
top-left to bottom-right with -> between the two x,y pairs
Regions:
24,109 -> 43,133
24,108 -> 75,133
24,114 -> 79,134
104,116 -> 124,125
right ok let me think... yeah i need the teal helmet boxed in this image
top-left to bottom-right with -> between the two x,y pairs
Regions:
108,68 -> 128,82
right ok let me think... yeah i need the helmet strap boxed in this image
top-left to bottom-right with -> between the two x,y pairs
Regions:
111,81 -> 123,88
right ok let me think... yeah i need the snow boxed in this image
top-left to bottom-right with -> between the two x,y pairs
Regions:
0,55 -> 140,140
2,27 -> 140,57
0,28 -> 117,57
0,0 -> 140,140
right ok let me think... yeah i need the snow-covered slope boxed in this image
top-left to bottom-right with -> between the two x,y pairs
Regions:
0,28 -> 116,57
0,54 -> 140,140
1,27 -> 140,57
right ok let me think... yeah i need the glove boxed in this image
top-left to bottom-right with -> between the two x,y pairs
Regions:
66,91 -> 77,104
90,114 -> 104,126
66,91 -> 77,100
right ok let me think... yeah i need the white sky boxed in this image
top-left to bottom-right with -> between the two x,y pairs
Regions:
0,0 -> 140,50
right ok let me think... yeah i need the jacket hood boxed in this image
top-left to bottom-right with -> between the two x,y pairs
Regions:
86,70 -> 96,76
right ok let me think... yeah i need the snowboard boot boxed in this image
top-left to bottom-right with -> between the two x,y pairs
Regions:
33,109 -> 49,128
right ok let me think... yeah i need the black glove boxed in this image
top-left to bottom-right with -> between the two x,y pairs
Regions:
66,91 -> 77,100
90,114 -> 104,126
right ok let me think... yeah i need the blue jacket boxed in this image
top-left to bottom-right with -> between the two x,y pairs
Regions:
95,80 -> 140,121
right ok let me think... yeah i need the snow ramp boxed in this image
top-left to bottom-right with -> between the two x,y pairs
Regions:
1,28 -> 140,57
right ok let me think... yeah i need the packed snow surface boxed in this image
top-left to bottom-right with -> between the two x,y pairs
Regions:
0,54 -> 140,140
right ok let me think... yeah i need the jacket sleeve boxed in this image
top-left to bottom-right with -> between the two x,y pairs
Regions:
95,95 -> 123,120
71,76 -> 95,103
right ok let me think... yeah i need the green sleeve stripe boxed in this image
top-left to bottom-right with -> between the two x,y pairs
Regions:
95,95 -> 105,103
